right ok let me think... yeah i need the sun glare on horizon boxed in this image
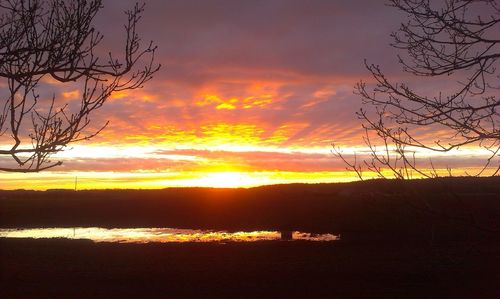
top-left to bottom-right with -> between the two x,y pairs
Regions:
185,172 -> 266,188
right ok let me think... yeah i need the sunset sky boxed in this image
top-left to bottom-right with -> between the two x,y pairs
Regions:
0,0 -> 494,190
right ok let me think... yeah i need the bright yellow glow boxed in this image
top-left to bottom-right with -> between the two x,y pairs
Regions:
0,170 -> 355,190
183,172 -> 268,188
216,103 -> 236,110
0,139 -> 496,190
3,166 -> 493,190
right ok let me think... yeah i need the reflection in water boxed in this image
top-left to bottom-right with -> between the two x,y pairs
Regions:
0,227 -> 339,243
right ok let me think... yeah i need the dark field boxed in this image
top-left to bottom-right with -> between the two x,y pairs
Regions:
1,177 -> 500,298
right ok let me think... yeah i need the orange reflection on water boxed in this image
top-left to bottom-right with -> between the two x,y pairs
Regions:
0,228 -> 339,243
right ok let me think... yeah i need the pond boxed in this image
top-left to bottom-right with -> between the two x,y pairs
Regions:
0,227 -> 339,243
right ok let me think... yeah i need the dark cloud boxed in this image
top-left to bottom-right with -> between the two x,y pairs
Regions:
97,0 -> 403,82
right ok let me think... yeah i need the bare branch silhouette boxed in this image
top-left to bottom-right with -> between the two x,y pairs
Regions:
336,0 -> 499,178
0,0 -> 160,172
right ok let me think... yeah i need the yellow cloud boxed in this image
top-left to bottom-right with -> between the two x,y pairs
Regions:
216,103 -> 236,110
196,93 -> 274,110
196,94 -> 222,106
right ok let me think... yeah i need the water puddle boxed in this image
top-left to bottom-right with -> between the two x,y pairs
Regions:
0,227 -> 339,243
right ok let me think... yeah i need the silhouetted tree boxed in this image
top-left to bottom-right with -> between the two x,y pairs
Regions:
0,0 -> 159,172
334,0 -> 499,179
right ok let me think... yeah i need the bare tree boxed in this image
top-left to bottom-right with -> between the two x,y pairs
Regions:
0,0 -> 159,172
335,0 -> 499,179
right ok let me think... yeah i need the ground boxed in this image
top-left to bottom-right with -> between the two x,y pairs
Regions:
1,177 -> 499,298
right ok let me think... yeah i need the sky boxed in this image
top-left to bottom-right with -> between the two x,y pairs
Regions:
0,0 -> 496,189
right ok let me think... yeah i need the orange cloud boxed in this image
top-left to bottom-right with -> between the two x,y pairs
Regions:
62,90 -> 80,99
